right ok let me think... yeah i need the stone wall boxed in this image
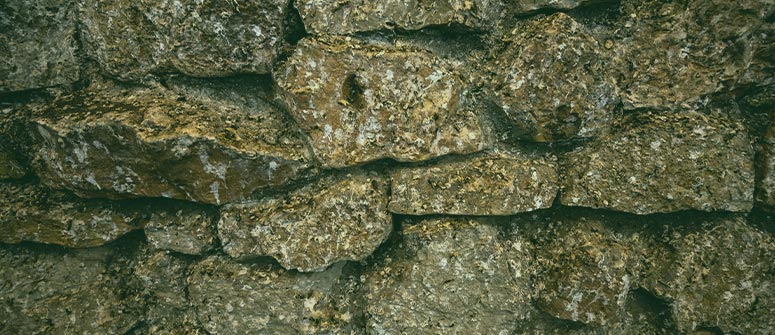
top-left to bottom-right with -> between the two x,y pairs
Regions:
1,0 -> 774,334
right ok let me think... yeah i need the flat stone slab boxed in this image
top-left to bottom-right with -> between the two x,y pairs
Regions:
561,111 -> 755,214
0,0 -> 80,92
79,0 -> 288,80
389,152 -> 558,215
276,36 -> 488,168
219,171 -> 391,272
366,217 -> 531,335
490,13 -> 620,142
29,82 -> 312,205
188,256 -> 362,334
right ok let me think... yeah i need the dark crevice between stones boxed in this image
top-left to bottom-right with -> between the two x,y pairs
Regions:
273,0 -> 309,69
627,288 -> 680,334
509,0 -> 622,22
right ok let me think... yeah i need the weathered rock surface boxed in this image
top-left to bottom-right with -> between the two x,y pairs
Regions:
296,0 -> 501,35
219,171 -> 390,272
561,111 -> 755,214
0,181 -> 147,247
0,145 -> 25,180
757,124 -> 775,211
78,0 -> 288,80
188,256 -> 362,335
389,151 -> 558,215
29,81 -> 312,204
641,216 -> 775,334
490,13 -> 620,142
144,205 -> 217,255
616,0 -> 774,109
366,217 -> 531,334
0,0 -> 80,92
276,36 -> 488,168
0,244 -> 140,334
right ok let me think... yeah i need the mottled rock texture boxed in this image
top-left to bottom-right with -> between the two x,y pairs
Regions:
276,36 -> 488,168
79,0 -> 288,80
758,124 -> 775,211
188,256 -> 362,334
389,151 -> 558,215
144,204 -> 217,255
366,217 -> 531,334
219,171 -> 391,272
0,0 -> 80,92
0,144 -> 25,179
490,13 -> 620,142
561,111 -> 755,214
29,81 -> 312,205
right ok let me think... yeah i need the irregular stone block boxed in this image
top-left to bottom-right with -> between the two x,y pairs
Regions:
276,36 -> 488,168
0,181 -> 145,248
616,0 -> 773,109
757,124 -> 775,211
389,151 -> 558,215
366,217 -> 532,334
0,244 -> 140,334
641,216 -> 775,334
490,13 -> 620,142
0,0 -> 80,92
145,205 -> 218,255
296,0 -> 501,35
561,111 -> 755,214
78,0 -> 288,80
29,82 -> 312,205
188,256 -> 362,335
219,171 -> 390,272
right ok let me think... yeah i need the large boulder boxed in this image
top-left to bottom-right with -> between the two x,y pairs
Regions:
78,0 -> 289,80
389,151 -> 558,215
0,0 -> 80,92
219,171 -> 391,272
561,111 -> 755,214
275,36 -> 488,168
29,81 -> 312,205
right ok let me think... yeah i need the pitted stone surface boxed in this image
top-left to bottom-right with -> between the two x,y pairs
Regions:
490,13 -> 620,142
29,81 -> 312,205
144,205 -> 217,255
219,171 -> 391,272
366,217 -> 532,334
389,151 -> 558,215
0,0 -> 80,92
276,36 -> 488,168
561,111 -> 755,214
79,0 -> 288,80
188,256 -> 362,335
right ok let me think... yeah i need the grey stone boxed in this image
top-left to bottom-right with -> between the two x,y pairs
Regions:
490,13 -> 620,142
641,216 -> 775,335
389,151 -> 558,215
144,205 -> 217,255
0,0 -> 80,92
0,243 -> 140,334
29,80 -> 312,205
188,256 -> 363,335
275,36 -> 488,168
219,171 -> 391,272
561,111 -> 755,214
366,217 -> 531,335
757,124 -> 775,211
78,0 -> 288,80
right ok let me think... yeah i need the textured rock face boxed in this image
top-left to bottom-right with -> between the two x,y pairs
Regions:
0,0 -> 80,92
188,256 -> 362,335
561,111 -> 755,214
0,145 -> 25,179
389,151 -> 558,215
29,82 -> 312,205
490,13 -> 620,142
366,218 -> 531,334
144,205 -> 217,255
0,244 -> 140,334
758,124 -> 775,210
641,216 -> 775,334
296,0 -> 501,34
219,171 -> 391,272
0,181 -> 146,247
79,0 -> 288,80
276,36 -> 488,168
616,0 -> 774,109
